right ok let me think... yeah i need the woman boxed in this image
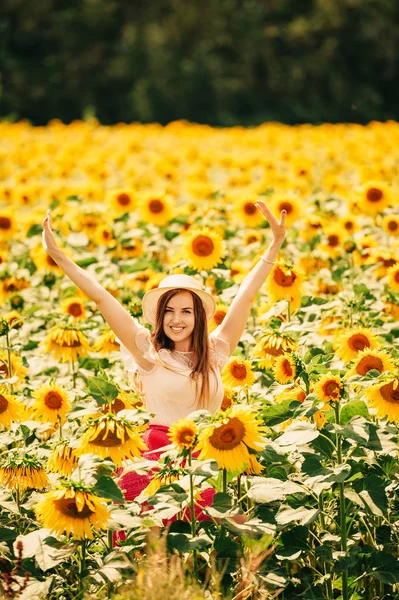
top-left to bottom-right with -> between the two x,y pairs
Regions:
42,201 -> 286,507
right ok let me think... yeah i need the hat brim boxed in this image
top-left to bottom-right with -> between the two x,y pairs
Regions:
142,286 -> 216,326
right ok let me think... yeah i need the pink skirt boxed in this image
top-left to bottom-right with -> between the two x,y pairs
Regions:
114,424 -> 215,543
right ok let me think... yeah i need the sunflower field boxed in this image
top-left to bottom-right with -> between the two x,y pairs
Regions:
1,119 -> 399,600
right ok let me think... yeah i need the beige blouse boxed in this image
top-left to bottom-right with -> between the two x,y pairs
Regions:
118,322 -> 230,426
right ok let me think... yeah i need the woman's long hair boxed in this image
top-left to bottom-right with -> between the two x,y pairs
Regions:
151,289 -> 214,409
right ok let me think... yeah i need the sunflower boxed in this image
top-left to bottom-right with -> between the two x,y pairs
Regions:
357,181 -> 392,215
253,332 -> 297,369
382,214 -> 399,237
0,453 -> 49,493
95,225 -> 116,247
48,441 -> 79,477
339,215 -> 358,236
117,237 -> 144,259
314,373 -> 344,403
222,357 -> 255,388
30,383 -> 71,424
184,227 -> 225,271
366,377 -> 399,422
0,209 -> 16,240
321,228 -> 345,258
243,231 -> 262,246
60,296 -> 86,320
272,195 -> 301,227
299,255 -> 330,275
30,244 -> 64,274
274,384 -> 307,404
42,325 -> 91,362
335,327 -> 380,363
345,349 -> 395,379
1,277 -> 30,298
266,260 -> 305,312
371,251 -> 397,279
273,355 -> 298,384
140,192 -> 174,226
220,386 -> 235,411
245,453 -> 264,475
92,328 -> 120,355
168,418 -> 198,450
107,188 -> 136,215
3,310 -> 23,329
234,197 -> 265,228
0,350 -> 28,387
143,467 -> 182,497
0,387 -> 26,428
208,303 -> 228,333
35,483 -> 111,539
77,413 -> 148,466
387,265 -> 399,292
195,405 -> 267,473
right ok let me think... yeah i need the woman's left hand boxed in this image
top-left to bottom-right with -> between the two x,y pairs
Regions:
255,200 -> 286,244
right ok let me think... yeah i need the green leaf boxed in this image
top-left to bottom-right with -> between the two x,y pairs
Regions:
353,475 -> 388,517
87,376 -> 119,404
93,475 -> 125,502
262,398 -> 294,426
276,506 -> 319,527
27,224 -> 43,238
76,257 -> 98,268
248,477 -> 305,503
275,421 -> 319,449
340,401 -> 370,425
368,551 -> 399,584
304,464 -> 351,495
275,525 -> 309,560
50,198 -> 60,210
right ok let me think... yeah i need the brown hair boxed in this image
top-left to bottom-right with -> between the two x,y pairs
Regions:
150,288 -> 215,409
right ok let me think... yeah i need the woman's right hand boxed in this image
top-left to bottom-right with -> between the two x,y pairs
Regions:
42,209 -> 60,257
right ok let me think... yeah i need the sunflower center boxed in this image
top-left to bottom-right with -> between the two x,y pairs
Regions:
0,394 -> 9,414
0,360 -> 9,377
273,267 -> 297,287
348,334 -> 371,352
55,498 -> 94,519
246,235 -> 258,244
282,360 -> 293,377
323,381 -> 340,397
110,398 -> 125,414
344,220 -> 354,231
103,230 -> 111,239
380,381 -> 399,404
394,271 -> 399,284
244,202 -> 257,215
328,234 -> 339,247
45,391 -> 63,409
366,187 -> 383,203
91,428 -> 123,447
67,302 -> 83,317
117,193 -> 131,206
387,221 -> 398,232
356,356 -> 384,376
209,417 -> 245,450
231,363 -> 248,380
214,310 -> 226,325
0,217 -> 12,230
278,202 -> 293,214
192,235 -> 214,257
179,429 -> 195,444
149,199 -> 164,213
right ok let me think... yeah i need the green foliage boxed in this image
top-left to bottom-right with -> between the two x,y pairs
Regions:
2,0 -> 399,124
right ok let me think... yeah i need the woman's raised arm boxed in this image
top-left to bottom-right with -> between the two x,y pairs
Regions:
215,201 -> 286,352
42,210 -> 153,370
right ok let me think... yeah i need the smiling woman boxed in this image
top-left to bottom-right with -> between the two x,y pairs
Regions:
40,200 -> 286,517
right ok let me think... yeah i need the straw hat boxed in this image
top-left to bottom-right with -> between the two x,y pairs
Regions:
142,274 -> 216,325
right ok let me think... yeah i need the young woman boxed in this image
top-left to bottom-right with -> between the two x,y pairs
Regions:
42,202 -> 286,507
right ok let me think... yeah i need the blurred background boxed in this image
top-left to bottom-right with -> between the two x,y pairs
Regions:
1,0 -> 399,126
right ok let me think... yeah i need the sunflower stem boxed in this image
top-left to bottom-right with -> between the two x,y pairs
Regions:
237,474 -> 241,504
70,359 -> 76,389
6,331 -> 14,394
188,450 -> 198,575
108,530 -> 113,552
334,402 -> 348,600
222,468 -> 227,494
287,300 -> 291,322
58,415 -> 63,440
79,539 -> 87,598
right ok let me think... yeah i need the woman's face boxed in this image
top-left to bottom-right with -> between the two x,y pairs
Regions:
163,291 -> 195,351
